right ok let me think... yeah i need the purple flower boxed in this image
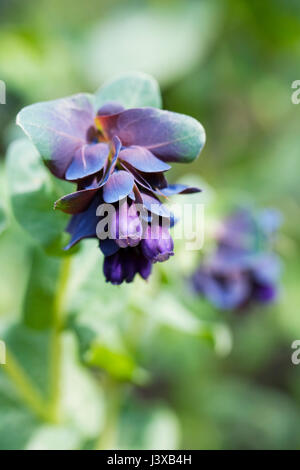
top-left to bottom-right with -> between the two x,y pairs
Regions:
65,190 -> 175,284
110,200 -> 143,249
103,247 -> 152,285
17,74 -> 205,284
191,208 -> 282,312
141,225 -> 174,263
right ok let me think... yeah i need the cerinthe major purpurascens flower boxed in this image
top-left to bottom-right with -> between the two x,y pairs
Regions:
17,72 -> 206,284
191,208 -> 282,311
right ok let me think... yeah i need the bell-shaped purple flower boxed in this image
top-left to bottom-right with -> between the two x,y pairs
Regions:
141,224 -> 174,263
110,200 -> 143,249
103,247 -> 152,285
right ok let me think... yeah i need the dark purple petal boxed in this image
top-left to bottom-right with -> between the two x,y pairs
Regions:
160,184 -> 201,197
99,239 -> 120,256
144,172 -> 168,190
103,248 -> 152,285
119,146 -> 171,173
17,94 -> 95,179
103,251 -> 124,285
55,186 -> 100,214
65,143 -> 110,181
97,107 -> 205,163
253,283 -> 277,303
103,171 -> 135,204
55,136 -> 122,214
65,194 -> 100,249
136,253 -> 152,280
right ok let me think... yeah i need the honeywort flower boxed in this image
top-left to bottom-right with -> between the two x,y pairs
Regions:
16,73 -> 206,284
65,189 -> 175,284
141,225 -> 174,263
191,208 -> 282,311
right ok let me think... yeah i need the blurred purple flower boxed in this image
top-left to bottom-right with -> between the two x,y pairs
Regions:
191,209 -> 282,312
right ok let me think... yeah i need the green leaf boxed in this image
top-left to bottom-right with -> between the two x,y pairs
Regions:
86,343 -> 145,383
3,324 -> 52,400
0,328 -> 103,449
66,246 -> 147,383
94,71 -> 162,110
204,380 -> 300,450
60,333 -> 104,441
6,138 -> 71,250
25,425 -> 82,450
134,290 -> 232,357
0,324 -> 53,449
0,373 -> 39,450
70,311 -> 146,383
119,402 -> 180,450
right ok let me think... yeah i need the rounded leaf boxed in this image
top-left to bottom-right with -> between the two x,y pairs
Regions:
94,71 -> 162,110
6,138 -> 70,248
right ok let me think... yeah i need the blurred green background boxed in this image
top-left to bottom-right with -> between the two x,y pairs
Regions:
0,0 -> 300,450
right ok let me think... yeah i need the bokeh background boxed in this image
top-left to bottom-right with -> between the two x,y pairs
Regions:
0,0 -> 300,450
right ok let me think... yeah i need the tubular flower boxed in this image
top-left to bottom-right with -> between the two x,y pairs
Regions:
17,73 -> 206,284
111,200 -> 143,249
141,225 -> 174,263
191,209 -> 282,311
65,189 -> 175,284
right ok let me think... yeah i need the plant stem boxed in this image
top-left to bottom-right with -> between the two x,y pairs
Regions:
1,255 -> 72,424
49,255 -> 72,421
96,376 -> 121,450
4,348 -> 55,423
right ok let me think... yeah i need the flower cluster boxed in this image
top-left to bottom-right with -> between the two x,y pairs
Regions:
191,208 -> 282,311
17,74 -> 206,284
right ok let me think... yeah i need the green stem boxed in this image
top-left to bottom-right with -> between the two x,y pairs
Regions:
4,349 -> 55,423
49,255 -> 72,421
1,256 -> 72,424
96,376 -> 121,450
